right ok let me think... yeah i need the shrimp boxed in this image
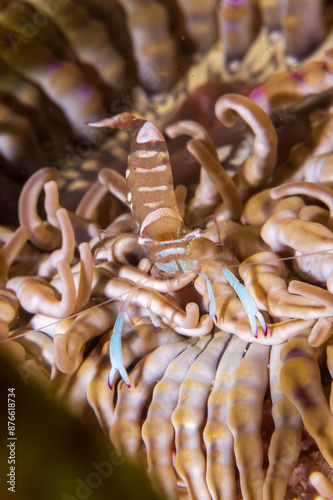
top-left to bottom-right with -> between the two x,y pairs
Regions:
89,112 -> 267,388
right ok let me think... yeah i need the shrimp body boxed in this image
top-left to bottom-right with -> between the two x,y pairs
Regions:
89,113 -> 266,387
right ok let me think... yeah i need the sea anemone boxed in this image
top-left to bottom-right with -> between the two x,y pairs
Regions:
2,1 -> 333,500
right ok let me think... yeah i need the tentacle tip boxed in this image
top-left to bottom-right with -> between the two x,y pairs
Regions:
201,314 -> 213,328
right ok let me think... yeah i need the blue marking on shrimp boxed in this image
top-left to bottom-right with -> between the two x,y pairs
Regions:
108,294 -> 134,389
147,306 -> 162,329
155,247 -> 187,257
155,260 -> 179,273
179,259 -> 199,273
221,267 -> 267,338
108,313 -> 130,389
197,272 -> 217,322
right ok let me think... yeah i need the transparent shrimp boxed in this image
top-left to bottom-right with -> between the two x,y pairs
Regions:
89,112 -> 267,387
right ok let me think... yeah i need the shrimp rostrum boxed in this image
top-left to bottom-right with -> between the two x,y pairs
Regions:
89,112 -> 266,388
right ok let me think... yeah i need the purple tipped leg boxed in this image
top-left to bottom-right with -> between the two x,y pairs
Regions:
147,306 -> 162,329
108,311 -> 131,389
222,267 -> 267,337
198,272 -> 218,322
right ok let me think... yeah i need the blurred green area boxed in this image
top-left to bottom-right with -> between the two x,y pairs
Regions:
0,350 -> 164,500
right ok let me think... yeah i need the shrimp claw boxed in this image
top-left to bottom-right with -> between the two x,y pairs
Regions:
222,267 -> 267,338
108,307 -> 131,389
198,272 -> 217,322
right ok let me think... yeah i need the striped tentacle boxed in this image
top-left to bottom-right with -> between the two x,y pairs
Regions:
171,331 -> 230,500
142,335 -> 210,499
280,331 -> 333,469
203,334 -> 246,500
109,337 -> 197,462
264,343 -> 302,500
227,342 -> 270,500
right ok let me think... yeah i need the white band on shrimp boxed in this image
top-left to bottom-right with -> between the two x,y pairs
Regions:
140,208 -> 184,235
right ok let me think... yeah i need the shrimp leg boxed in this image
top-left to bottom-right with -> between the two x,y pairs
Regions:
108,291 -> 136,389
222,267 -> 267,338
198,272 -> 217,321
